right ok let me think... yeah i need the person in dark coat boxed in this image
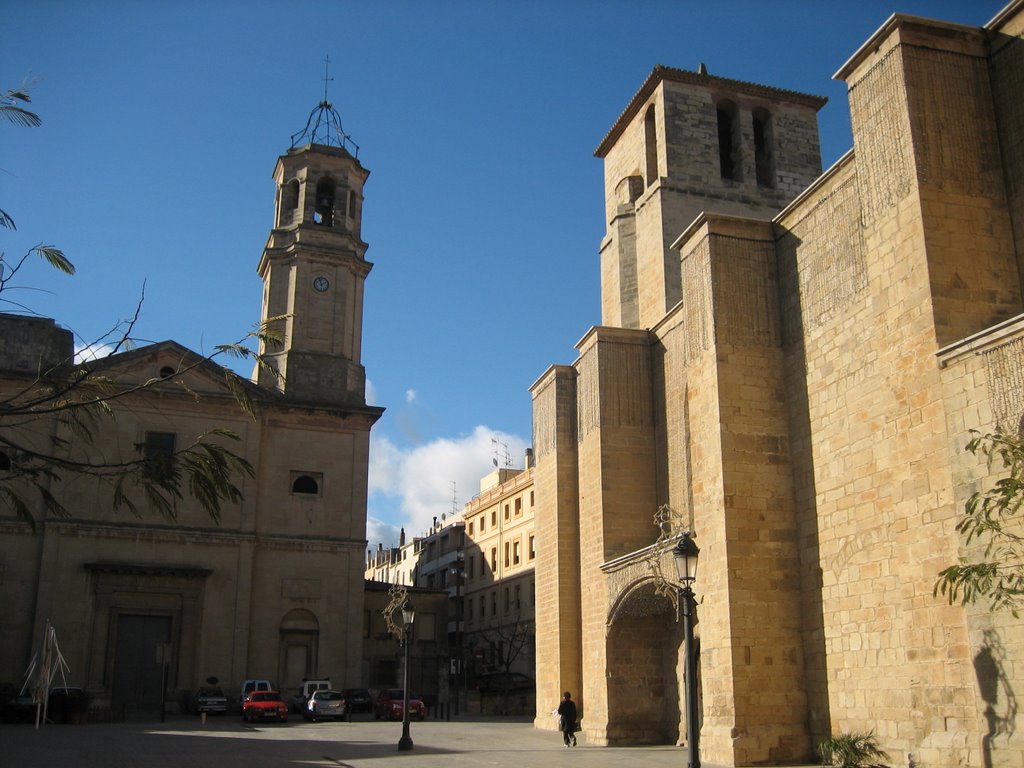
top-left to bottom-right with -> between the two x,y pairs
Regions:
557,691 -> 578,747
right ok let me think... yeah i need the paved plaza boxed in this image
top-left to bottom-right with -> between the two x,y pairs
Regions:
0,714 -> 756,768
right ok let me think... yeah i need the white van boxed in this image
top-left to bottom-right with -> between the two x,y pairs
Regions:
240,679 -> 272,707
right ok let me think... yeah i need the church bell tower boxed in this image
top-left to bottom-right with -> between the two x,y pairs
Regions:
256,97 -> 372,407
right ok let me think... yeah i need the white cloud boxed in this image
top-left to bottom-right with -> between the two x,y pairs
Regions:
367,425 -> 528,548
405,389 -> 417,404
365,379 -> 378,406
74,342 -> 116,364
366,517 -> 401,552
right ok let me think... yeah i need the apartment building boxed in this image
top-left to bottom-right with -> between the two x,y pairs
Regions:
461,462 -> 536,685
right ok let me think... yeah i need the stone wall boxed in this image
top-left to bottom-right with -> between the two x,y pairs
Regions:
939,320 -> 1024,768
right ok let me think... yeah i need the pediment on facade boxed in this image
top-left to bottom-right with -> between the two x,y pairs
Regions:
84,340 -> 265,401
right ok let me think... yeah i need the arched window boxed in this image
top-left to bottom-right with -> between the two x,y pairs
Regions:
644,105 -> 658,188
313,178 -> 335,226
292,475 -> 319,495
278,179 -> 300,225
753,108 -> 775,188
717,100 -> 741,181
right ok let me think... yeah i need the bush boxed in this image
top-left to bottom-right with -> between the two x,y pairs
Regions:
818,731 -> 889,767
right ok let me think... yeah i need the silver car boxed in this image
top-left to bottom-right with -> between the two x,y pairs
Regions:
304,689 -> 346,722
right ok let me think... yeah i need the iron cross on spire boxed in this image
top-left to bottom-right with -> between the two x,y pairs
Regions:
321,54 -> 334,106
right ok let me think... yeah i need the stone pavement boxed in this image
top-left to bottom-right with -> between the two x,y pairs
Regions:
0,713 -> 779,768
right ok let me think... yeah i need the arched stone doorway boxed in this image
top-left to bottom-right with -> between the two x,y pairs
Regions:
605,579 -> 685,745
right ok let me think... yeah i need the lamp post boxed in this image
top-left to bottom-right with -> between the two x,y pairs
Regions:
398,599 -> 416,751
672,532 -> 700,768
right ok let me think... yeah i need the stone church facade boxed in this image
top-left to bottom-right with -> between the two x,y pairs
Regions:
531,4 -> 1024,767
0,135 -> 382,714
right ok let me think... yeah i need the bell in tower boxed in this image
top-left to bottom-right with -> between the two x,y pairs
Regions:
255,89 -> 373,408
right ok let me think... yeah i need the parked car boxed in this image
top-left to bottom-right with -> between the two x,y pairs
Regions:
303,689 -> 346,722
241,691 -> 288,723
342,687 -> 371,713
373,689 -> 425,721
190,686 -> 228,715
47,687 -> 88,724
239,679 -> 272,707
1,683 -> 34,723
289,678 -> 331,713
476,672 -> 535,695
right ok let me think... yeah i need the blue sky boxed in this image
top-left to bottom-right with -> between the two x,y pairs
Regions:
3,0 -> 993,547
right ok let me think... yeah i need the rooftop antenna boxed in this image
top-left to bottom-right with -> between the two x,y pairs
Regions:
289,53 -> 360,155
491,437 -> 511,468
450,481 -> 458,517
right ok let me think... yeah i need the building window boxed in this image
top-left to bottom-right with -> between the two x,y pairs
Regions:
480,515 -> 485,532
529,535 -> 535,560
513,539 -> 520,565
480,595 -> 486,619
468,555 -> 476,579
530,491 -> 534,507
504,587 -> 511,611
142,431 -> 176,480
514,498 -> 522,516
491,510 -> 496,526
491,547 -> 497,572
504,503 -> 510,521
468,521 -> 474,535
279,178 -> 300,225
717,100 -> 741,181
504,542 -> 510,568
515,584 -> 521,610
291,473 -> 320,495
491,591 -> 497,617
314,177 -> 335,226
753,107 -> 775,188
644,104 -> 658,187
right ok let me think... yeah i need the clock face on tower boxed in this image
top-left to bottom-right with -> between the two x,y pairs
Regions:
313,276 -> 330,293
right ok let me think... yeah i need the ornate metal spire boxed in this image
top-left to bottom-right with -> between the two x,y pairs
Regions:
289,55 -> 359,156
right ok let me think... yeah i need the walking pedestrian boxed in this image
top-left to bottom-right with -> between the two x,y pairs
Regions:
556,691 -> 578,747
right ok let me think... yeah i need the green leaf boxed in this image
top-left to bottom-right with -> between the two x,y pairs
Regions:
33,245 -> 75,275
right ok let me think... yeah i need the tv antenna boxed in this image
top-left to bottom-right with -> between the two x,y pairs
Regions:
450,481 -> 459,517
491,437 -> 511,468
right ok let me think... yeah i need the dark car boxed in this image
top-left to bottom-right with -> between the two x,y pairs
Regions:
47,687 -> 88,724
373,689 -> 425,721
476,672 -> 535,695
0,683 -> 34,723
304,689 -> 346,722
342,688 -> 371,714
190,686 -> 228,715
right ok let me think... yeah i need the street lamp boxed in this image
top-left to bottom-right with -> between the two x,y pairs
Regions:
672,532 -> 700,768
398,599 -> 416,751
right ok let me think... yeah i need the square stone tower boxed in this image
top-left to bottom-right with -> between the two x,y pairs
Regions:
595,65 -> 825,329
